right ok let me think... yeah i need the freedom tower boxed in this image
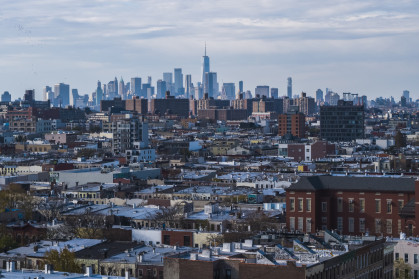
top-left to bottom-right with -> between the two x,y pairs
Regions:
201,43 -> 210,84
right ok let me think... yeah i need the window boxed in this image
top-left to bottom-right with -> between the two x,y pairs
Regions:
298,198 -> 303,212
290,198 -> 295,212
405,253 -> 409,263
337,217 -> 343,232
359,218 -> 365,233
184,235 -> 191,246
163,235 -> 170,245
386,219 -> 392,234
225,269 -> 231,279
289,217 -> 295,231
375,219 -> 381,234
306,218 -> 312,233
298,217 -> 304,231
306,198 -> 311,212
322,217 -> 327,224
348,199 -> 354,212
398,200 -> 404,211
395,253 -> 399,260
337,198 -> 343,212
375,199 -> 381,213
359,199 -> 365,213
349,217 -> 354,233
414,254 -> 418,264
387,200 -> 392,213
322,202 -> 327,212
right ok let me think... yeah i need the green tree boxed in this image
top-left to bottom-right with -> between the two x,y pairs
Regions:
394,259 -> 412,279
0,186 -> 39,220
43,248 -> 82,273
0,228 -> 18,252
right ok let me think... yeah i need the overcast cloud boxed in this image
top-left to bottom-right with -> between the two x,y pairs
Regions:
0,0 -> 418,100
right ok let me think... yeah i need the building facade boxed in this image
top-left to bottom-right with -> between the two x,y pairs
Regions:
320,100 -> 364,141
285,176 -> 418,237
278,107 -> 305,138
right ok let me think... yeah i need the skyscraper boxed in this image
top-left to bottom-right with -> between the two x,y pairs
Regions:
119,78 -> 125,99
142,83 -> 151,99
255,86 -> 269,98
174,68 -> 183,96
107,80 -> 117,99
1,91 -> 11,102
114,77 -> 118,96
43,86 -> 52,101
71,89 -> 79,106
239,81 -> 243,93
131,77 -> 142,97
24,89 -> 35,103
185,75 -> 192,98
287,77 -> 292,99
204,72 -> 218,99
156,80 -> 167,99
96,81 -> 103,106
163,72 -> 173,84
403,90 -> 410,103
54,83 -> 70,107
401,96 -> 407,107
316,89 -> 323,103
201,44 -> 210,84
271,88 -> 279,99
222,83 -> 236,100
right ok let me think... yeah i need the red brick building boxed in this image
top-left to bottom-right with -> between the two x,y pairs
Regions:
278,111 -> 305,138
286,176 -> 418,237
125,97 -> 148,114
283,141 -> 335,161
162,230 -> 194,247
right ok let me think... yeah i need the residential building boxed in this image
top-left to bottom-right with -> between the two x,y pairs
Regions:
111,114 -> 148,155
149,92 -> 190,117
278,106 -> 305,138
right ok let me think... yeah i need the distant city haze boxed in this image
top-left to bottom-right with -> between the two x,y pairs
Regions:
0,0 -> 418,100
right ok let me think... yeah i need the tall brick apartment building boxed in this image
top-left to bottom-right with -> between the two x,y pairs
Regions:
286,176 -> 418,237
278,106 -> 305,138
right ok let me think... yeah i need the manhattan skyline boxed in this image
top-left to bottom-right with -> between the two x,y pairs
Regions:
0,0 -> 418,100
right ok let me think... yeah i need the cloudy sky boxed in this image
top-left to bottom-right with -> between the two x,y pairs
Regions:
0,0 -> 418,100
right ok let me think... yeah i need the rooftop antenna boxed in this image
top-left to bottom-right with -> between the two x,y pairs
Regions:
205,42 -> 207,56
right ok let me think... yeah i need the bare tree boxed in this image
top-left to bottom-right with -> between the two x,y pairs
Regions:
63,209 -> 108,239
149,204 -> 185,229
206,234 -> 224,247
